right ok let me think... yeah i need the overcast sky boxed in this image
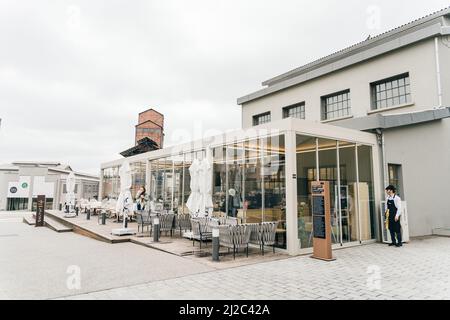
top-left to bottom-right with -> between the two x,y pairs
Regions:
0,0 -> 448,174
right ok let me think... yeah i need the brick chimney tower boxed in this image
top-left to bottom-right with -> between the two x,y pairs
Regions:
135,108 -> 164,148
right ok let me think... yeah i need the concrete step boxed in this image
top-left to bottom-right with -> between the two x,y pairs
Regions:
23,215 -> 35,226
44,216 -> 73,233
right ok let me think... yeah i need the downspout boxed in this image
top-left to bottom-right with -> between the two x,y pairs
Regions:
376,129 -> 388,192
434,37 -> 443,107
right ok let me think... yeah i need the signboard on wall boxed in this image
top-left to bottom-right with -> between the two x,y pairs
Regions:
35,195 -> 45,227
7,176 -> 31,198
311,181 -> 335,261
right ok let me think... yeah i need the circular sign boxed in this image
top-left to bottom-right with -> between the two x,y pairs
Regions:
21,182 -> 28,189
10,187 -> 18,194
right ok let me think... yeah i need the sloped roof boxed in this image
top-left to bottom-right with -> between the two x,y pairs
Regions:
120,137 -> 160,158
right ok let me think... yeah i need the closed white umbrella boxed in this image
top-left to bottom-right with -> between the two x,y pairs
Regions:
64,172 -> 77,217
186,158 -> 201,216
198,158 -> 213,216
112,161 -> 135,235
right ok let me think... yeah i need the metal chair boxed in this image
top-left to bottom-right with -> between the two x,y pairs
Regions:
218,224 -> 251,259
260,222 -> 278,255
175,214 -> 192,235
191,218 -> 213,249
135,211 -> 152,233
159,213 -> 175,237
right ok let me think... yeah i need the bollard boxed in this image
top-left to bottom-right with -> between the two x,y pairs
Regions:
153,217 -> 160,242
212,228 -> 220,262
59,203 -> 63,211
87,209 -> 91,220
101,211 -> 106,225
124,216 -> 128,228
75,206 -> 79,216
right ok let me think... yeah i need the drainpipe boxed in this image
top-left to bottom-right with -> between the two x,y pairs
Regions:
434,37 -> 443,107
376,129 -> 388,190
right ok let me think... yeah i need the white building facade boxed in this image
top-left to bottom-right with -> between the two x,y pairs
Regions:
0,162 -> 99,212
237,8 -> 450,238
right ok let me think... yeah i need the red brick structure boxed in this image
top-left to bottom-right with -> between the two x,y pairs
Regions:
135,109 -> 164,148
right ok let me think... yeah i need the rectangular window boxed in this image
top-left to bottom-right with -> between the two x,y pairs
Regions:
283,102 -> 305,119
253,112 -> 271,126
388,164 -> 403,197
321,90 -> 351,120
371,73 -> 411,110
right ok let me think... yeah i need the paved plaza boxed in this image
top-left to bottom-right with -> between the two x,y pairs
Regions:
2,212 -> 450,300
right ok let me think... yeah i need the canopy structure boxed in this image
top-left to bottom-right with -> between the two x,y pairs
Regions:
101,118 -> 381,254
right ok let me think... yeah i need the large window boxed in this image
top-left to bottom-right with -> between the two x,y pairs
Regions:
371,73 -> 411,110
253,112 -> 271,126
321,90 -> 351,120
283,103 -> 305,119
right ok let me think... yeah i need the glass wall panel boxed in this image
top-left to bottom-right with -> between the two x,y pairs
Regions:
318,138 -> 340,245
213,146 -> 227,216
243,138 -> 262,223
263,135 -> 286,249
338,142 -> 358,242
153,159 -> 165,209
227,142 -> 244,219
172,154 -> 184,213
102,166 -> 120,200
182,152 -> 193,214
130,161 -> 146,200
296,135 -> 316,248
162,159 -> 174,211
357,145 -> 376,240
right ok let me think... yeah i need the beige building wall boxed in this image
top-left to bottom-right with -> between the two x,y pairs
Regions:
383,118 -> 450,236
241,38 -> 440,128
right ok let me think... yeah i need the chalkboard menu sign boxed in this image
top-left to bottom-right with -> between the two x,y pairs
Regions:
312,196 -> 325,215
313,215 -> 326,239
35,195 -> 45,227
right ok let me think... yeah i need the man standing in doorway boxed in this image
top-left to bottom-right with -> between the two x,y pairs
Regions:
385,185 -> 402,247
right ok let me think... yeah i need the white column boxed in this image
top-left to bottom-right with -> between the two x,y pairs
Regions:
285,130 -> 299,255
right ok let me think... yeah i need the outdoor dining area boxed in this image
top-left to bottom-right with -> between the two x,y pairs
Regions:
99,118 -> 379,256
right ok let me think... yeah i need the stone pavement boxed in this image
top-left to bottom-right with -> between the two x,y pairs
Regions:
0,213 -> 213,300
64,236 -> 450,300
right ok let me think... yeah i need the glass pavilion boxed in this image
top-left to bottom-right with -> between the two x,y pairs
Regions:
100,118 -> 381,255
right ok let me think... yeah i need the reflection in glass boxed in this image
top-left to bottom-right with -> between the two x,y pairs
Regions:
244,138 -> 262,223
173,154 -> 184,213
358,145 -> 376,240
296,135 -> 316,249
338,142 -> 358,242
262,135 -> 286,249
102,166 -> 120,200
213,146 -> 227,216
318,138 -> 340,245
130,161 -> 146,200
227,143 -> 244,219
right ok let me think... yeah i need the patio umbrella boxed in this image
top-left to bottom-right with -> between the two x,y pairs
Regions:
115,161 -> 133,228
64,172 -> 76,216
186,158 -> 201,216
198,158 -> 213,216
